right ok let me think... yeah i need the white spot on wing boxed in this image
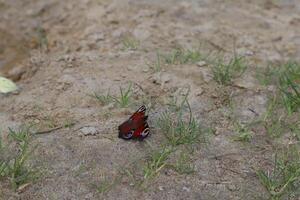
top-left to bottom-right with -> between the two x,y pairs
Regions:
141,127 -> 150,137
137,105 -> 146,113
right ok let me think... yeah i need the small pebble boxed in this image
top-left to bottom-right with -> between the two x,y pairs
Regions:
197,61 -> 207,67
79,126 -> 99,136
182,186 -> 190,192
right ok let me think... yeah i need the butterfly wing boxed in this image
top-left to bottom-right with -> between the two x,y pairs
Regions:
118,105 -> 149,140
118,120 -> 134,139
118,116 -> 148,139
134,122 -> 150,139
129,105 -> 146,121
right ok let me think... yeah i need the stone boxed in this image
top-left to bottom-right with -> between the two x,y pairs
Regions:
151,72 -> 171,86
79,126 -> 99,136
87,32 -> 105,42
195,87 -> 204,96
226,184 -> 239,191
182,186 -> 190,192
197,61 -> 207,67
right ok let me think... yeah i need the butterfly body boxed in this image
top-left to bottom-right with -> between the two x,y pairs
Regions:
118,105 -> 150,140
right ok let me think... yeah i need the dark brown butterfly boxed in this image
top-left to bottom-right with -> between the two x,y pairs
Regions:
118,105 -> 150,140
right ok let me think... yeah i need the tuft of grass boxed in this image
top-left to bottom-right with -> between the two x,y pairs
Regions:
166,87 -> 193,112
279,72 -> 300,114
120,167 -> 141,188
256,145 -> 300,199
143,146 -> 173,180
255,61 -> 300,199
91,83 -> 133,108
97,175 -> 122,194
158,111 -> 202,146
212,55 -> 247,85
112,83 -> 132,108
43,116 -> 58,129
260,91 -> 300,140
74,163 -> 87,178
163,48 -> 203,65
147,48 -> 203,72
147,51 -> 162,72
262,95 -> 286,138
169,151 -> 195,175
233,122 -> 253,142
287,118 -> 300,141
0,126 -> 38,190
36,26 -> 48,50
0,136 -> 7,177
63,120 -> 76,129
158,96 -> 203,147
121,36 -> 139,51
256,65 -> 279,86
233,132 -> 252,142
256,61 -> 300,114
90,91 -> 113,105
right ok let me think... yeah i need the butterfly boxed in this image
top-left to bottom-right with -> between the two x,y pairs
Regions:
118,105 -> 150,140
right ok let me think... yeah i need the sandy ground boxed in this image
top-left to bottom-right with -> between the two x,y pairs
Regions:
1,0 -> 300,199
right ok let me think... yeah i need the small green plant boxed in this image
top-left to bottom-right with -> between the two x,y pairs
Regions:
43,116 -> 58,129
212,55 -> 247,85
256,65 -> 279,86
147,51 -> 162,72
233,131 -> 252,142
169,151 -> 195,174
158,111 -> 201,146
0,161 -> 7,177
112,83 -> 132,108
143,146 -> 173,180
0,126 -> 37,190
74,163 -> 87,177
264,117 -> 285,139
256,145 -> 300,199
233,122 -> 252,142
0,136 -> 8,177
97,175 -> 122,194
90,91 -> 113,105
36,27 -> 48,50
261,92 -> 300,140
158,96 -> 203,146
120,167 -> 141,187
287,118 -> 300,141
91,84 -> 133,108
63,120 -> 76,129
163,49 -> 179,65
163,48 -> 202,64
121,37 -> 139,51
97,179 -> 112,194
279,73 -> 300,114
263,96 -> 286,138
166,88 -> 190,112
256,61 -> 300,114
